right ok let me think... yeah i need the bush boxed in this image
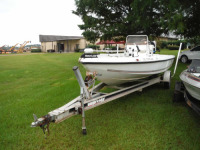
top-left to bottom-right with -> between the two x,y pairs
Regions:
160,41 -> 168,49
167,45 -> 179,50
74,49 -> 81,52
87,44 -> 100,50
47,49 -> 55,53
156,47 -> 160,52
159,40 -> 187,50
111,46 -> 117,50
31,49 -> 41,53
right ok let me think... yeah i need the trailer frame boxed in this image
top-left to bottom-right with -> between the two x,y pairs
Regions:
173,81 -> 200,116
31,66 -> 171,135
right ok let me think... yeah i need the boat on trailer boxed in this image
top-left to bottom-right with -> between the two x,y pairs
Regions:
173,59 -> 200,115
31,35 -> 175,135
79,35 -> 175,85
180,59 -> 200,100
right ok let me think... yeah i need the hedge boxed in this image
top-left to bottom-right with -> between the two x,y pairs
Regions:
31,49 -> 41,53
74,49 -> 84,52
87,44 -> 100,50
167,45 -> 179,50
159,40 -> 187,49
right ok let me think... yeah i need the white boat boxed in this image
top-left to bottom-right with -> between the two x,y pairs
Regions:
180,59 -> 200,100
79,35 -> 175,85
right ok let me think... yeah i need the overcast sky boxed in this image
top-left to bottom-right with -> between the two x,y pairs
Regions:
0,0 -> 83,46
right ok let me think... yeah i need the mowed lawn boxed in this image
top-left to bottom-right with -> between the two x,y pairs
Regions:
0,51 -> 200,149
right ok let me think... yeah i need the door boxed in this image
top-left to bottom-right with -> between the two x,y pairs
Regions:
58,43 -> 64,52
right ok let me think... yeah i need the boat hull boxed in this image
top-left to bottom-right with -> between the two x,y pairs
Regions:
180,71 -> 200,101
81,56 -> 174,85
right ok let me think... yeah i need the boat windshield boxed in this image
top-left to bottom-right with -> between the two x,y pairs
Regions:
126,36 -> 148,45
187,59 -> 200,73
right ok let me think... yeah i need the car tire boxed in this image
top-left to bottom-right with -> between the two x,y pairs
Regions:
181,55 -> 188,63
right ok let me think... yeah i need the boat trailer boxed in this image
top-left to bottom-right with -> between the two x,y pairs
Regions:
31,66 -> 171,135
173,81 -> 200,115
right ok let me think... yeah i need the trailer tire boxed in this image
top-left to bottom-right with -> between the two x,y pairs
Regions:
173,81 -> 185,102
82,129 -> 87,135
173,91 -> 184,102
163,71 -> 171,89
164,82 -> 170,89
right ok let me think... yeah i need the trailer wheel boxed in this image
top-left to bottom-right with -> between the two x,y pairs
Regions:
163,71 -> 171,89
164,81 -> 170,89
173,81 -> 184,102
173,91 -> 184,102
82,129 -> 87,135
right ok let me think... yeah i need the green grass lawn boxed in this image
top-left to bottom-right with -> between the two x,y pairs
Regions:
0,50 -> 200,149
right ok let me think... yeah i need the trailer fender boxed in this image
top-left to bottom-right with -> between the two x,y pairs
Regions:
162,70 -> 171,83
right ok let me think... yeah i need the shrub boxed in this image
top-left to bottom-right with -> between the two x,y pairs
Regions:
160,41 -> 168,49
87,44 -> 100,50
47,49 -> 55,53
74,49 -> 81,52
104,46 -> 117,50
167,45 -> 179,50
111,46 -> 117,50
159,40 -> 187,50
31,49 -> 41,53
156,47 -> 160,52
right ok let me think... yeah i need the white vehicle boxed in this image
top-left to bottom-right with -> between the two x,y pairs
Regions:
179,46 -> 200,63
79,35 -> 175,85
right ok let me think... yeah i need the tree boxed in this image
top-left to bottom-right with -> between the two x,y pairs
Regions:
73,0 -> 200,42
178,0 -> 200,38
171,0 -> 200,45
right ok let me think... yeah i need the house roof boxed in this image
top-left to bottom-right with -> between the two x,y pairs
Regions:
39,35 -> 84,42
160,33 -> 180,40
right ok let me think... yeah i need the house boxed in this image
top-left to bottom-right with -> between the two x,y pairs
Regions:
40,34 -> 181,53
39,35 -> 89,52
156,33 -> 180,41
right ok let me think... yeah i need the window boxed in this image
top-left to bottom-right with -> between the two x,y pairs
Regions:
188,60 -> 200,73
191,46 -> 200,51
127,36 -> 148,45
76,44 -> 79,50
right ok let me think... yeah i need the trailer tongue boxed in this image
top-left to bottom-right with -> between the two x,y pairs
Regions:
31,66 -> 171,135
